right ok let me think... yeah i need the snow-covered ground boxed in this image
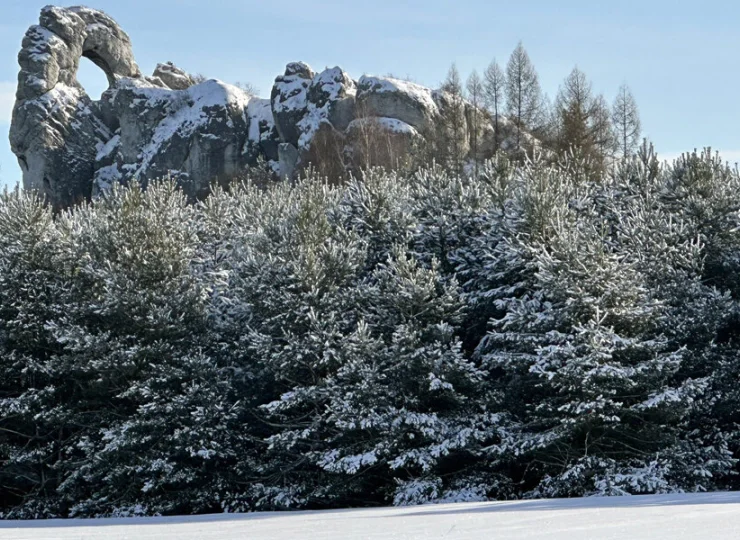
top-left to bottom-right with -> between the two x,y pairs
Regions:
3,492 -> 740,539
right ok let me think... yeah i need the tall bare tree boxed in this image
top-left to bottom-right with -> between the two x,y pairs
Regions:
505,42 -> 544,153
438,63 -> 467,176
612,84 -> 641,159
483,59 -> 506,154
466,70 -> 484,177
592,94 -> 617,164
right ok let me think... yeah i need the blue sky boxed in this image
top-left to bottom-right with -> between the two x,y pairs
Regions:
2,0 -> 740,188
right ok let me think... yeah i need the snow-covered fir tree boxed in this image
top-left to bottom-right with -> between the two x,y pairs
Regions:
2,152 -> 740,517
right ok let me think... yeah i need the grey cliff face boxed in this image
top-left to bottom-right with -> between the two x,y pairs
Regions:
10,6 -> 500,209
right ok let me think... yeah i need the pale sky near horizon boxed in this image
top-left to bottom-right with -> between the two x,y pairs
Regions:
1,0 -> 740,188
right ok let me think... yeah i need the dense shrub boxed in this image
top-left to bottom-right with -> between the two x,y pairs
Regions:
2,149 -> 740,517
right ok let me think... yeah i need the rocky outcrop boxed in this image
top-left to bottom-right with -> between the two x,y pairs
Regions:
271,62 -> 314,148
152,62 -> 196,91
9,6 -> 264,207
356,76 -> 439,132
94,79 -> 253,199
10,6 -> 529,209
11,6 -> 138,207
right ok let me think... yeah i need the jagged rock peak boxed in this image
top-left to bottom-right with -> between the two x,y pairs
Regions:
284,61 -> 315,79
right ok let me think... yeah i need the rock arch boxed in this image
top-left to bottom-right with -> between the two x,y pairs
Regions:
10,6 -> 142,208
74,7 -> 141,87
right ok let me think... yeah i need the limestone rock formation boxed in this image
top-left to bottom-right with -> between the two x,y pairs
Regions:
356,76 -> 439,132
11,6 -> 136,207
270,62 -> 314,148
10,6 -> 263,207
152,62 -> 196,91
94,79 -> 253,199
10,6 -> 530,210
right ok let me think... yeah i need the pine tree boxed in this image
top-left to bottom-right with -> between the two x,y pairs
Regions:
592,94 -> 617,165
259,247 -> 493,507
474,154 -> 735,496
553,67 -> 614,177
0,189 -> 69,517
437,64 -> 468,176
5,150 -> 740,516
46,182 -> 244,517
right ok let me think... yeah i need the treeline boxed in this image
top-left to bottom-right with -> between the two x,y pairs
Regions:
244,43 -> 641,186
434,43 -> 641,175
305,43 -> 643,184
2,148 -> 740,518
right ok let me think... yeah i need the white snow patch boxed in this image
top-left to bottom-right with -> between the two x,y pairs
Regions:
246,97 -> 274,143
271,76 -> 309,115
347,116 -> 419,136
93,164 -> 122,193
96,134 -> 120,161
4,491 -> 740,539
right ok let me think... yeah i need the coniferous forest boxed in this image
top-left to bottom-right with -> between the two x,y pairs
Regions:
3,145 -> 740,518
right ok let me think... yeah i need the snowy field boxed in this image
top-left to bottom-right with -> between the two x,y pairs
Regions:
3,492 -> 740,539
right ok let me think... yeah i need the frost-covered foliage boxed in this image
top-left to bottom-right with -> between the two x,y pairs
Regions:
3,148 -> 740,517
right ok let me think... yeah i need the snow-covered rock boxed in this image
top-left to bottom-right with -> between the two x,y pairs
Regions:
244,97 -> 280,162
356,75 -> 439,132
306,66 -> 357,134
97,78 -> 253,199
10,5 -> 137,208
270,62 -> 313,148
9,7 -> 532,209
10,6 -> 261,206
152,62 -> 196,91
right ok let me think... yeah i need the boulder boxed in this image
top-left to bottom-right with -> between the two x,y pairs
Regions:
153,62 -> 195,91
306,67 -> 357,132
345,117 -> 420,170
356,76 -> 439,133
245,97 -> 280,162
96,79 -> 253,199
298,67 -> 357,147
271,64 -> 357,167
278,143 -> 299,180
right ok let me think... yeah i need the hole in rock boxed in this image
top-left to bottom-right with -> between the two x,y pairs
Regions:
76,56 -> 109,101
